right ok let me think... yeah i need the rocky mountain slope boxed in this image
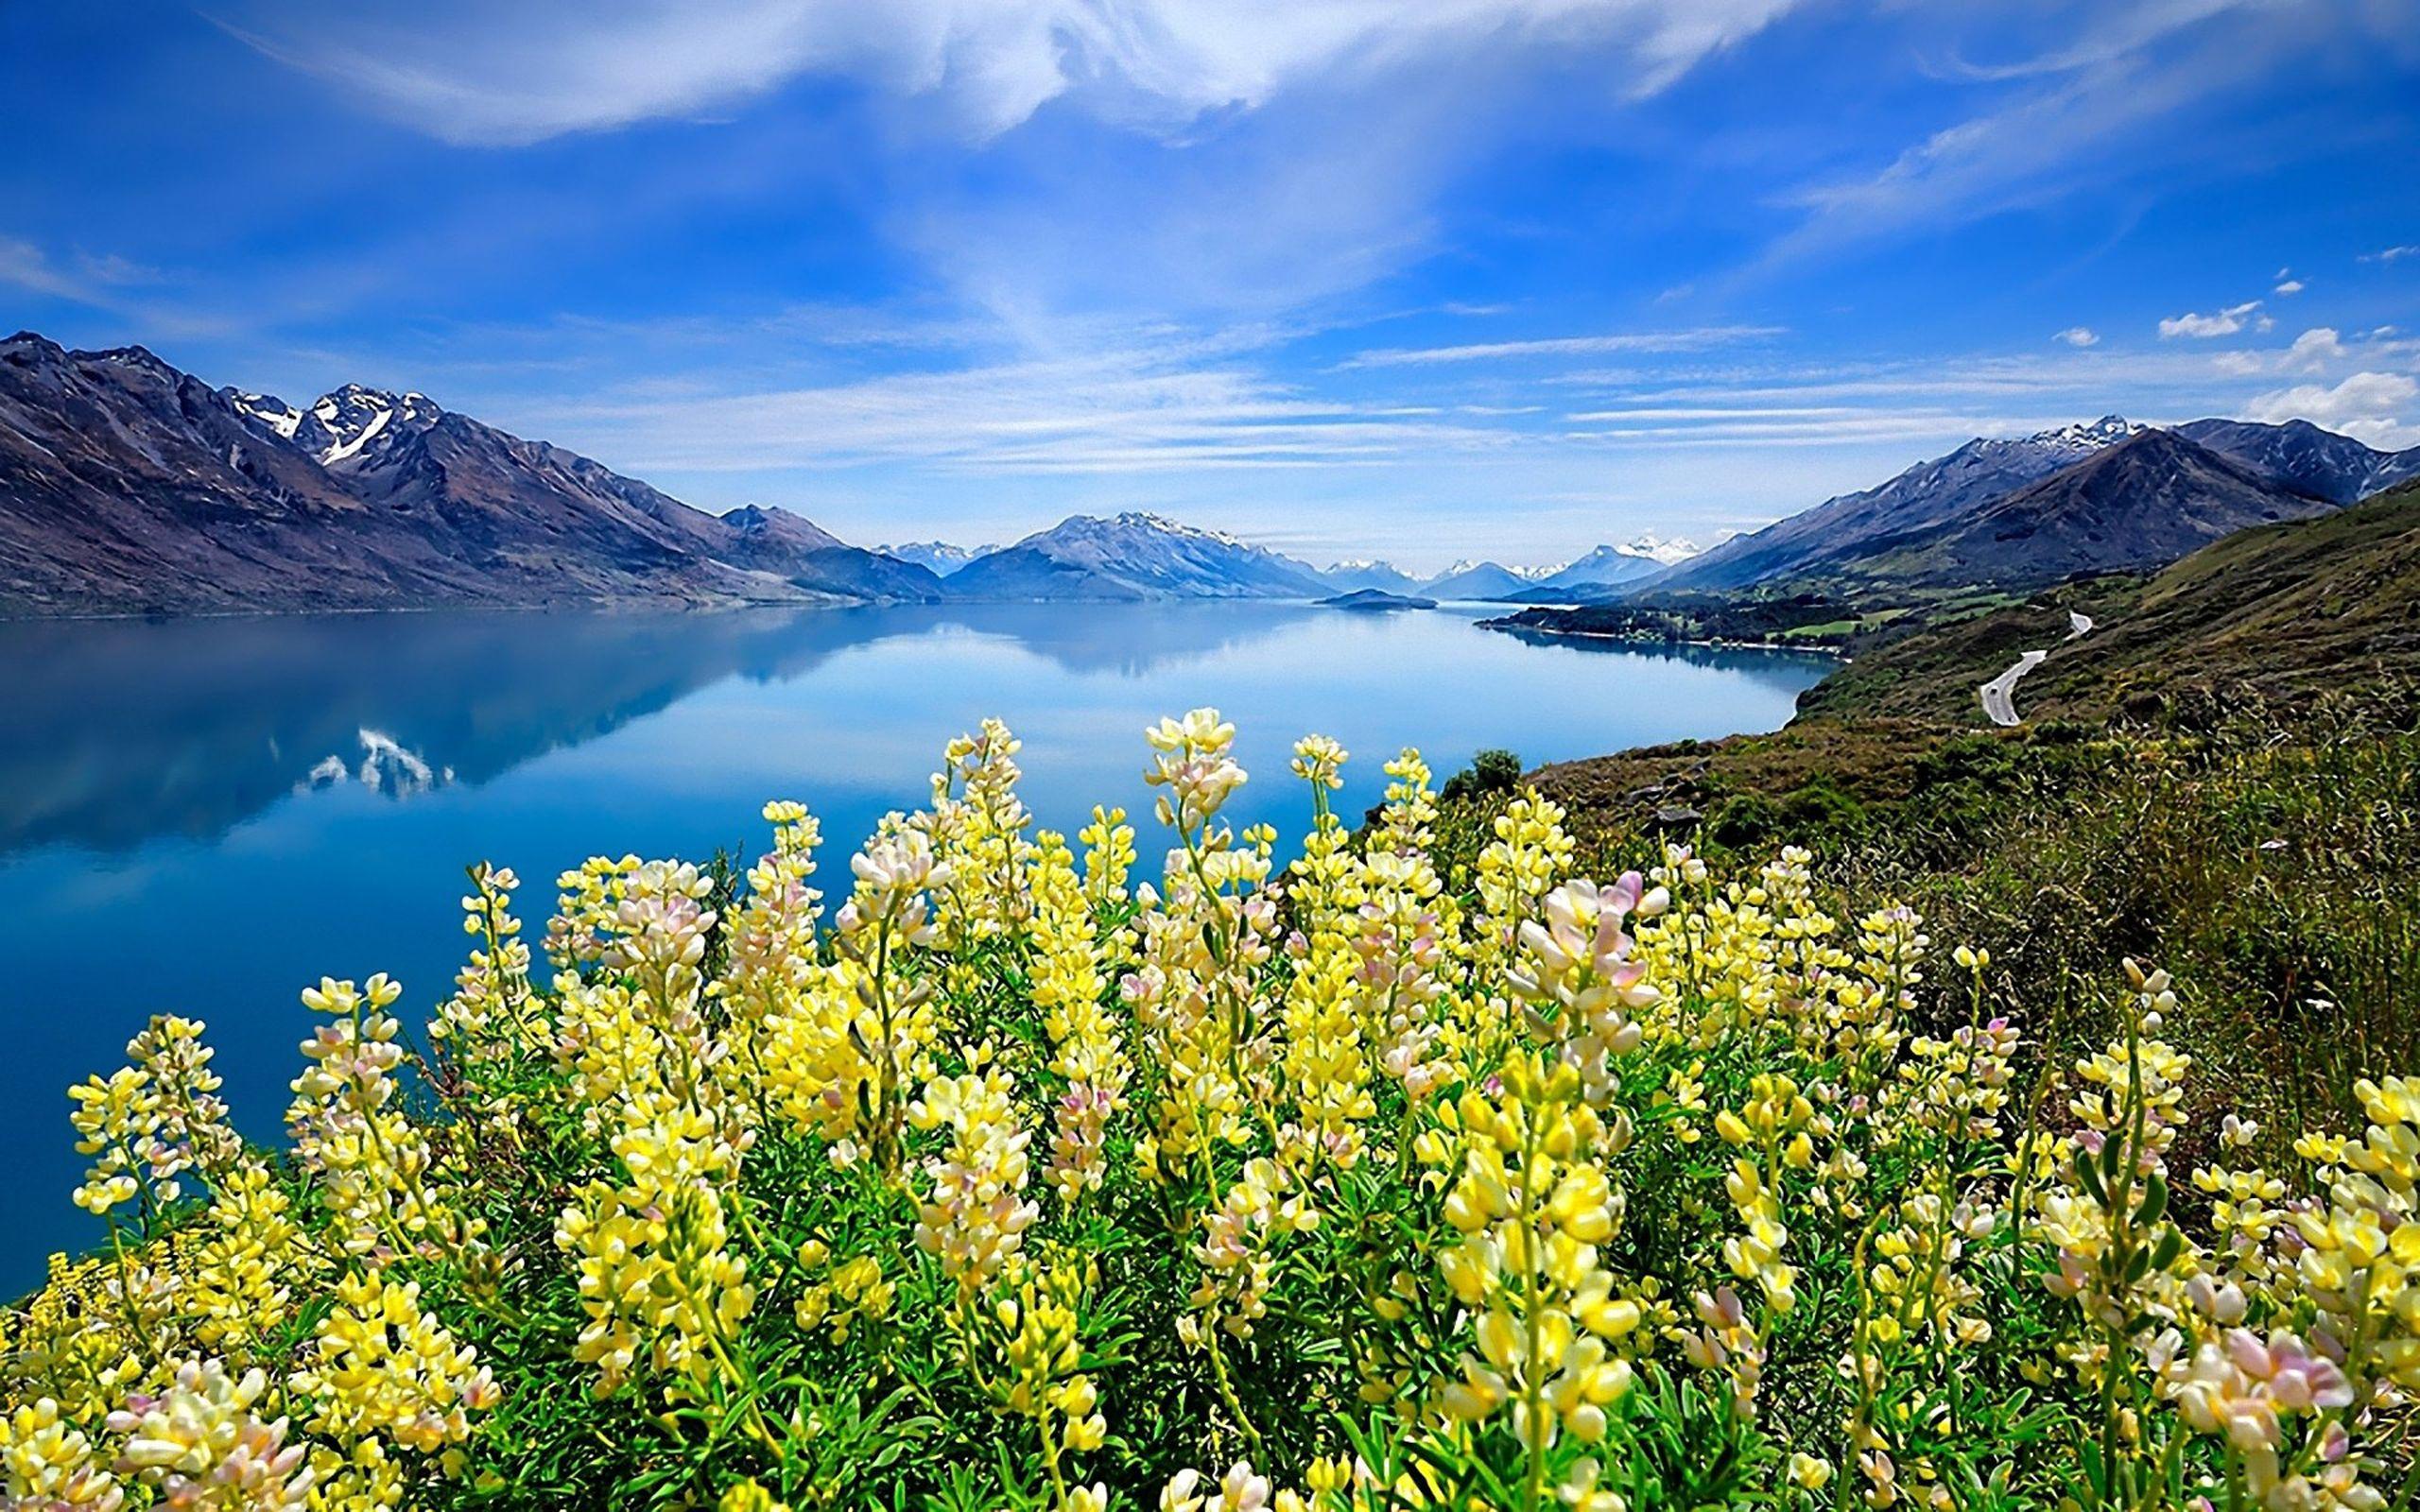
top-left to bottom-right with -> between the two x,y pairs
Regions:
2174,418 -> 2420,504
0,332 -> 940,615
1657,417 -> 2147,593
1826,429 -> 2334,591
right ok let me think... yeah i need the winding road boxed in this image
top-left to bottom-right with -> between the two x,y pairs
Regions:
1979,607 -> 2094,727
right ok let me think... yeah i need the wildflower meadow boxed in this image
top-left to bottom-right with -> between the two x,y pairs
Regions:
5,711 -> 2414,1512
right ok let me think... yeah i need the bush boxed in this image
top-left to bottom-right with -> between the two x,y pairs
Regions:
7,712 -> 2417,1512
1707,792 -> 1779,850
1440,748 -> 1522,804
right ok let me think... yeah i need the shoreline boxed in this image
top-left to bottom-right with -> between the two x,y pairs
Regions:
1479,618 -> 1849,659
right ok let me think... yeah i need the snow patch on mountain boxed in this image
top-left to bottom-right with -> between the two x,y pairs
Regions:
304,386 -> 441,466
876,541 -> 997,576
229,391 -> 303,440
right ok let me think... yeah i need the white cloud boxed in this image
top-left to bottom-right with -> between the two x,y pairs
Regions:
1339,326 -> 1783,369
2282,326 -> 2347,372
2054,326 -> 2100,347
2362,245 -> 2419,264
2213,351 -> 2264,375
2159,301 -> 2268,338
2273,278 -> 2304,296
2246,370 -> 2420,449
224,0 -> 1807,146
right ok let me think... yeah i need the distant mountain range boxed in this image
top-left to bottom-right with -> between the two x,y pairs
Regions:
1652,415 -> 2419,595
1316,560 -> 1424,594
1418,559 -> 1554,601
7,327 -> 2411,617
875,541 -> 997,576
0,333 -> 941,614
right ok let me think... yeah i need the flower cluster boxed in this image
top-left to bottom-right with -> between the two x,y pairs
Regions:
11,709 -> 2420,1512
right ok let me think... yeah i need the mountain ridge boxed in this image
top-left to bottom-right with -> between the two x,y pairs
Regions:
944,511 -> 1329,601
0,332 -> 942,616
1824,429 -> 2336,591
1656,416 -> 2152,593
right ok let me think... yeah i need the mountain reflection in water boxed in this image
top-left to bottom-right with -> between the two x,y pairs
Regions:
0,601 -> 1830,1287
0,604 -> 1824,858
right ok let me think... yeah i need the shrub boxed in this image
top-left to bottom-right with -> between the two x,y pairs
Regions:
1707,792 -> 1778,850
1440,748 -> 1524,805
5,712 -> 2415,1511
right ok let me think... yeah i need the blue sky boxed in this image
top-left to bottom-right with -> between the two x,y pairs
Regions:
4,0 -> 2417,571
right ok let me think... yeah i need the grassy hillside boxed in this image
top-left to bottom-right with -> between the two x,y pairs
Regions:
1421,481 -> 2420,1133
1802,477 -> 2420,725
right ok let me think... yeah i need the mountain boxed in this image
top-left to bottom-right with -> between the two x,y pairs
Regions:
0,332 -> 939,615
1802,476 -> 2420,726
1659,416 -> 2148,593
943,512 -> 1327,600
716,507 -> 947,600
2173,418 -> 2420,505
1317,559 -> 1423,594
876,541 -> 996,577
1536,538 -> 1703,593
1826,429 -> 2335,591
1420,560 -> 1552,601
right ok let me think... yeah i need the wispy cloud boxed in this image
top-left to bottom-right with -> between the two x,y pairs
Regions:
221,0 -> 1811,147
1757,1 -> 2386,270
2159,301 -> 2270,338
2055,327 -> 2100,347
0,236 -> 93,302
1939,0 -> 2277,81
1337,326 -> 1783,369
532,348 -> 1520,477
2361,245 -> 2419,264
0,234 -> 219,337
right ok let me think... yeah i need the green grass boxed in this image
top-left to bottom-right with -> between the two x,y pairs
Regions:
1432,694 -> 2420,1147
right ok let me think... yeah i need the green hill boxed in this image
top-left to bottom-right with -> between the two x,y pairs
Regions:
1801,477 -> 2420,726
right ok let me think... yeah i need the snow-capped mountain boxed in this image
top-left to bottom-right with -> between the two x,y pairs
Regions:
1535,536 -> 1708,593
0,330 -> 942,614
876,541 -> 998,576
229,384 -> 444,466
2033,415 -> 2147,454
1658,416 -> 2154,593
1419,560 -> 1552,601
945,512 -> 1327,600
1622,533 -> 1707,567
1317,559 -> 1423,594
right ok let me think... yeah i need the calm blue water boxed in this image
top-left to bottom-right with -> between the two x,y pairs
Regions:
0,601 -> 1827,1289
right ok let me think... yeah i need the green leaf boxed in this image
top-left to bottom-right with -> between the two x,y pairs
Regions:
2135,1170 -> 2168,1226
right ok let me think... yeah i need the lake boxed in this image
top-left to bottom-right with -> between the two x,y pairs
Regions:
0,600 -> 1828,1289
